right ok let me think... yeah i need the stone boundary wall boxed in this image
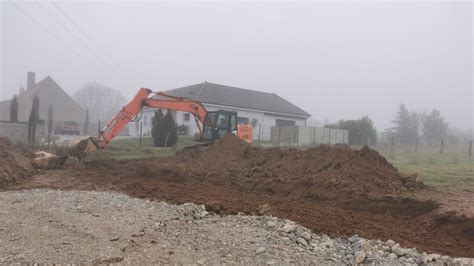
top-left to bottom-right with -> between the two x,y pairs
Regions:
0,121 -> 44,144
271,126 -> 349,146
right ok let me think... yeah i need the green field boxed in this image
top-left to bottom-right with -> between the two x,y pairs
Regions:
91,136 -> 199,160
377,149 -> 473,187
91,137 -> 473,187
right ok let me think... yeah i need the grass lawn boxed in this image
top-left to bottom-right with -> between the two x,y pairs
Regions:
91,136 -> 199,160
378,148 -> 473,187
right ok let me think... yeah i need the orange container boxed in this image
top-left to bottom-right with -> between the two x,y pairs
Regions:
237,125 -> 253,144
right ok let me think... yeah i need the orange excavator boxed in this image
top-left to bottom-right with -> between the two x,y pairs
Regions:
42,87 -> 252,164
75,88 -> 252,156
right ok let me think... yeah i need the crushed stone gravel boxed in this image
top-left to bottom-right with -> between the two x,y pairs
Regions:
0,189 -> 472,265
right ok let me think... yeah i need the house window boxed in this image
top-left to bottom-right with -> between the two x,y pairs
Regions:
275,119 -> 295,127
183,113 -> 190,122
144,116 -> 147,127
237,117 -> 249,125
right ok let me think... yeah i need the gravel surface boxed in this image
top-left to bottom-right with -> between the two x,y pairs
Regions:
0,189 -> 472,264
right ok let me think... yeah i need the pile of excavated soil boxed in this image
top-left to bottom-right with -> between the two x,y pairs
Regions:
159,134 -> 422,200
0,137 -> 33,187
7,134 -> 474,257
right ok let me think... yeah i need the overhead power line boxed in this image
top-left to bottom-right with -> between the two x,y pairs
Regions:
51,1 -> 100,50
37,0 -> 126,76
9,0 -> 134,87
50,1 -> 125,74
7,0 -> 82,57
35,0 -> 102,60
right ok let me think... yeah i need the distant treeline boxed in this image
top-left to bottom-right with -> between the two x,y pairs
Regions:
325,116 -> 376,146
387,104 -> 448,146
325,104 -> 467,147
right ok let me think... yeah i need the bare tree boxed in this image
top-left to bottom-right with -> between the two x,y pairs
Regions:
73,82 -> 126,123
422,109 -> 448,144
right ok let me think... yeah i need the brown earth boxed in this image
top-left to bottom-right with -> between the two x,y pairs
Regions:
5,135 -> 474,257
0,137 -> 33,187
424,186 -> 474,218
174,134 -> 423,200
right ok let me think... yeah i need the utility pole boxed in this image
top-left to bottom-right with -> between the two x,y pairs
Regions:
258,123 -> 261,145
440,139 -> 444,155
328,128 -> 331,145
391,136 -> 394,153
469,139 -> 472,157
278,127 -> 281,147
47,119 -> 52,151
139,122 -> 143,149
414,135 -> 418,153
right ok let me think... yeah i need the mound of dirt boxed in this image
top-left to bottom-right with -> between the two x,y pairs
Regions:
81,134 -> 423,202
11,134 -> 474,257
175,134 -> 422,200
0,137 -> 33,187
179,134 -> 252,162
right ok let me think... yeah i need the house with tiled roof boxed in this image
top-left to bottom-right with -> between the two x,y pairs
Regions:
130,81 -> 311,140
0,72 -> 85,124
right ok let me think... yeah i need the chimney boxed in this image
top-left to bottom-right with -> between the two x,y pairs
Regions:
19,86 -> 25,95
27,72 -> 36,90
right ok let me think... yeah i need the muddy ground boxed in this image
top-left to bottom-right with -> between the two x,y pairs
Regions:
0,137 -> 33,187
3,135 -> 474,258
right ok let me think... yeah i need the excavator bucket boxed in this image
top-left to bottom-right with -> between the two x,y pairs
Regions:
32,137 -> 100,168
66,136 -> 100,162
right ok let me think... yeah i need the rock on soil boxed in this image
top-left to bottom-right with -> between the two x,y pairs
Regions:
0,137 -> 33,187
1,189 -> 472,264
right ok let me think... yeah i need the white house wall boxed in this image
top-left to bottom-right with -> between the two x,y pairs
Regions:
258,114 -> 306,141
128,104 -> 308,141
204,104 -> 307,141
128,109 -> 161,137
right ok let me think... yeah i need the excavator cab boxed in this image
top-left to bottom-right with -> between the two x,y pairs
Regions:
202,110 -> 238,142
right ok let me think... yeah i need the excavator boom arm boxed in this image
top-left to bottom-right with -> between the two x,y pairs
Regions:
98,88 -> 208,147
145,92 -> 208,124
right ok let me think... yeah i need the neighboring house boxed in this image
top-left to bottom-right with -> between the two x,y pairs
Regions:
0,72 -> 85,125
130,81 -> 311,140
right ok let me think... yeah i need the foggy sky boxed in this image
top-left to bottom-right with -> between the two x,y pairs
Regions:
1,1 -> 472,131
